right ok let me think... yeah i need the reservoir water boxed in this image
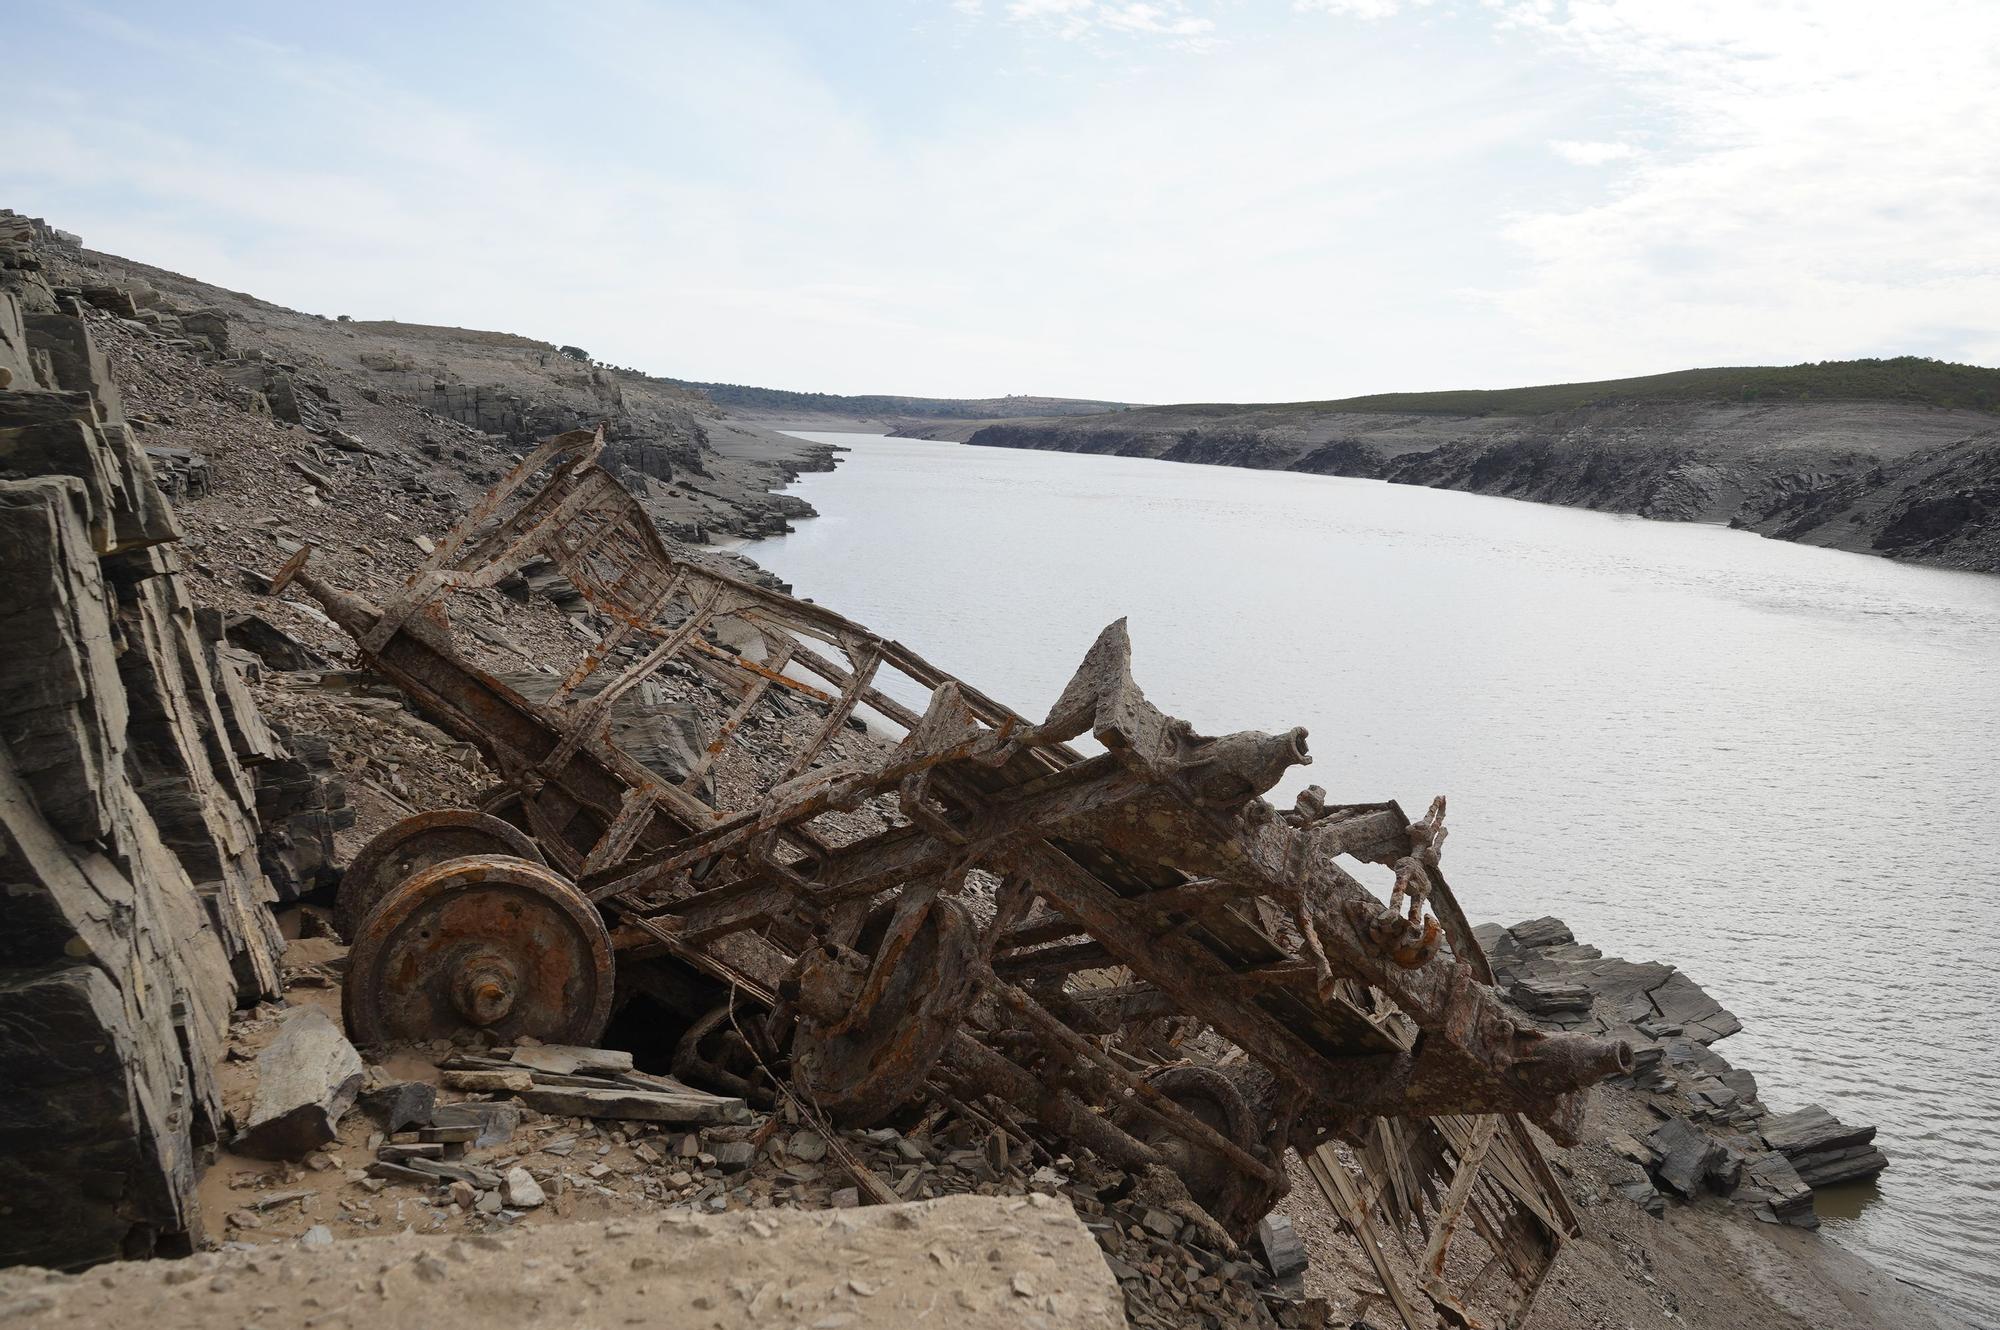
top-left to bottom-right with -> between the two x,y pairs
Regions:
748,431 -> 2000,1324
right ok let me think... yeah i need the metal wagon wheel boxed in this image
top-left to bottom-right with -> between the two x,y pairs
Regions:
335,808 -> 545,942
1117,1064 -> 1277,1234
785,892 -> 980,1126
343,854 -> 615,1049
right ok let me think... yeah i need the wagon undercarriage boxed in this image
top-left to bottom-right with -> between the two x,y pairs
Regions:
277,426 -> 1631,1329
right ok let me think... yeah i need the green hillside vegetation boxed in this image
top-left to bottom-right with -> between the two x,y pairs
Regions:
1147,358 -> 2000,419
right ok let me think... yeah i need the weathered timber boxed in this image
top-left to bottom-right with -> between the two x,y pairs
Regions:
289,423 -> 1625,1326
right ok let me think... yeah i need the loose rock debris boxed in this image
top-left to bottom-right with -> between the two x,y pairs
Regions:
265,424 -> 1638,1328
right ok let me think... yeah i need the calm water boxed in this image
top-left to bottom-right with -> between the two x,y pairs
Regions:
749,432 -> 2000,1325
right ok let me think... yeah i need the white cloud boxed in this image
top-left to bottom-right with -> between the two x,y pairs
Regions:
1000,0 -> 1215,42
1485,0 -> 2000,370
1099,4 -> 1215,36
1548,138 -> 1637,166
11,2 -> 1996,403
1294,0 -> 1433,20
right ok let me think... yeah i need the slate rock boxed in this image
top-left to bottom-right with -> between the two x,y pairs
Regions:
506,1044 -> 634,1076
1646,971 -> 1742,1043
430,1100 -> 521,1148
1761,1104 -> 1872,1157
1644,1116 -> 1726,1198
1790,1142 -> 1890,1190
709,1141 -> 756,1173
236,1006 -> 364,1159
1255,1214 -> 1307,1279
1507,916 -> 1574,949
265,373 -> 303,424
1739,1150 -> 1816,1228
513,1084 -> 747,1124
359,1081 -> 436,1134
1612,1178 -> 1666,1217
1508,977 -> 1593,1015
224,613 -> 324,672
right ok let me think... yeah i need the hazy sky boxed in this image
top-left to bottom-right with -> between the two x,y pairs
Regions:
10,1 -> 1997,402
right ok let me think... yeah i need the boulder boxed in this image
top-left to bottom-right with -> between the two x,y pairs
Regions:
1761,1105 -> 1888,1188
235,1006 -> 363,1159
1738,1149 -> 1817,1227
502,1167 -> 546,1209
1645,1116 -> 1727,1198
1761,1103 -> 1871,1156
224,614 -> 324,672
178,308 -> 229,354
1255,1213 -> 1308,1296
78,286 -> 138,318
265,372 -> 303,424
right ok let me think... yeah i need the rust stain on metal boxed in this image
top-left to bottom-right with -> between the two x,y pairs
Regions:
295,427 -> 1631,1330
342,853 -> 615,1048
333,807 -> 545,941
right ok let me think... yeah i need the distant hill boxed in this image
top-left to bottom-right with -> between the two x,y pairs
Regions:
1242,357 -> 2000,417
894,357 -> 2000,574
666,380 -> 1130,420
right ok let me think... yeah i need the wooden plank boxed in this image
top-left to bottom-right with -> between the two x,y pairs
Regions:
780,643 -> 882,781
1306,1145 -> 1424,1330
681,637 -> 798,785
1420,1115 -> 1499,1287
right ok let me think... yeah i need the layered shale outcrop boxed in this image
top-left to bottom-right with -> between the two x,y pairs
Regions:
0,210 -> 301,1265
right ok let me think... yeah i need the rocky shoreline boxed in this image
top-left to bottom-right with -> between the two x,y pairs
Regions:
1481,918 -> 1887,1225
890,398 -> 2000,573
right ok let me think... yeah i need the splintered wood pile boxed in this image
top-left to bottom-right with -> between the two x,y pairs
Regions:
277,426 -> 1633,1329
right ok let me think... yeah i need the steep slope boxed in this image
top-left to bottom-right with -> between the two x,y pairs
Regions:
55,247 -> 834,545
895,362 -> 2000,572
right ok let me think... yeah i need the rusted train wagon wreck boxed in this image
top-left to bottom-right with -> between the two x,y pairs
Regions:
277,426 -> 1630,1328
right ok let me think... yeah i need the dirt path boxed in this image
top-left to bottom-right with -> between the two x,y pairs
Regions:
0,1195 -> 1125,1330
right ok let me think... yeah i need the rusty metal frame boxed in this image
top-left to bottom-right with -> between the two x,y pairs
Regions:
281,426 -> 1626,1327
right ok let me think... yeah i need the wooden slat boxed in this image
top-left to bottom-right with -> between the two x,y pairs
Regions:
1306,1145 -> 1424,1330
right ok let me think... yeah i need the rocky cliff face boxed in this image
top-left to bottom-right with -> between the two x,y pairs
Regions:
1,209 -> 301,1266
909,399 -> 2000,572
0,200 -> 830,1270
